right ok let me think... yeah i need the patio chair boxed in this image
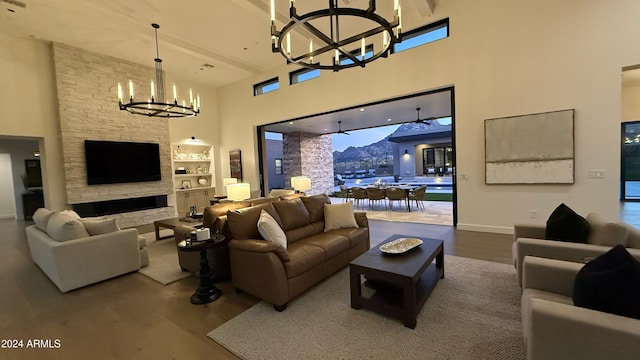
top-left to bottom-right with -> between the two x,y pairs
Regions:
386,187 -> 407,211
366,187 -> 387,210
339,185 -> 352,203
351,187 -> 367,208
408,186 -> 426,211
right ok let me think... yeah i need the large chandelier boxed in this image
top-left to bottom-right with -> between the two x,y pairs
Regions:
117,23 -> 200,118
270,0 -> 402,72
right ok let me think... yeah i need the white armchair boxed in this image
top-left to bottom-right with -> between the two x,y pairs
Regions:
521,256 -> 640,360
512,222 -> 640,286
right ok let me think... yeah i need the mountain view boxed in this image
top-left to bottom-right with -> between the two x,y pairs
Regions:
333,123 -> 433,175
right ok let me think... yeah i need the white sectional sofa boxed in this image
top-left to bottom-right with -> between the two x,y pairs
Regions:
25,208 -> 148,292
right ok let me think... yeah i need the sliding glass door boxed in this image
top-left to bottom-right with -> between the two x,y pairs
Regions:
621,121 -> 640,200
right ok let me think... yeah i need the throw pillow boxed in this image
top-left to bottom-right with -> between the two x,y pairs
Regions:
59,209 -> 81,219
545,203 -> 590,243
46,211 -> 90,242
32,208 -> 53,231
324,202 -> 359,232
573,244 -> 640,319
227,202 -> 282,240
80,218 -> 120,235
586,213 -> 628,247
257,210 -> 287,249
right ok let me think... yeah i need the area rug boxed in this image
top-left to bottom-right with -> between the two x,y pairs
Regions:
208,255 -> 525,360
137,230 -> 192,285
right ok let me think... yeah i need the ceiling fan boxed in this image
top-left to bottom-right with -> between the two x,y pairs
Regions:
337,121 -> 350,135
413,107 -> 440,125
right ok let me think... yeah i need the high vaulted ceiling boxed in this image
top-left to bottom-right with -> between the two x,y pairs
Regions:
0,0 -> 448,133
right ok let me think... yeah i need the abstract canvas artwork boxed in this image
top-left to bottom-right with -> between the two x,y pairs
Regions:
229,149 -> 242,181
484,109 -> 575,184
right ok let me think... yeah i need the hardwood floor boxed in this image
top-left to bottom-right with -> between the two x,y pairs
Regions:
1,218 -> 513,359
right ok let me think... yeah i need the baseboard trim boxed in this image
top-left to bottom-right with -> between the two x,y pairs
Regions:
457,223 -> 513,235
0,214 -> 16,220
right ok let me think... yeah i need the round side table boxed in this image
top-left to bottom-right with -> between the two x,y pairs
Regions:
177,235 -> 225,304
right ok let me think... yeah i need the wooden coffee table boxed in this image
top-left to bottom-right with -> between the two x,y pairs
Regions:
349,234 -> 444,329
153,217 -> 202,242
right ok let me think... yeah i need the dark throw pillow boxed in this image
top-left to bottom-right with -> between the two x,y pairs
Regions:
545,203 -> 590,243
573,244 -> 640,319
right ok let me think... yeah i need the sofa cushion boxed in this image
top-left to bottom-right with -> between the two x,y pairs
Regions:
324,202 -> 359,231
249,197 -> 281,206
33,208 -> 53,232
257,210 -> 287,249
297,233 -> 350,259
273,198 -> 311,231
227,202 -> 282,240
280,193 -> 304,200
80,218 -> 121,235
573,244 -> 640,319
328,227 -> 370,249
283,241 -> 325,278
545,203 -> 590,243
301,194 -> 331,223
46,211 -> 90,242
586,213 -> 628,247
203,201 -> 250,229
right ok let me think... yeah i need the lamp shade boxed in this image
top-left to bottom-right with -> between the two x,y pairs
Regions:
291,176 -> 312,192
226,183 -> 251,201
222,177 -> 238,195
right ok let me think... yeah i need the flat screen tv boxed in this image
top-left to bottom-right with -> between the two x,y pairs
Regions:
84,140 -> 161,185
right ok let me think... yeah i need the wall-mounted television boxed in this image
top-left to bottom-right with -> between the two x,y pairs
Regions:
84,140 -> 161,185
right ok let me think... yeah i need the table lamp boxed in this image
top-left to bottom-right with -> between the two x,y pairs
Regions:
222,177 -> 238,195
226,183 -> 251,201
291,176 -> 312,194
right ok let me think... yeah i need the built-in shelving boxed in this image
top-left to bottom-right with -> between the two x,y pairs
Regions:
171,143 -> 216,216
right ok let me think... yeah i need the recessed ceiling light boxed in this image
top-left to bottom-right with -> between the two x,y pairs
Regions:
387,118 -> 392,121
289,122 -> 294,125
324,128 -> 328,131
359,108 -> 365,112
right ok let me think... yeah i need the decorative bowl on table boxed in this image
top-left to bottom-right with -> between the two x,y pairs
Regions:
379,237 -> 423,254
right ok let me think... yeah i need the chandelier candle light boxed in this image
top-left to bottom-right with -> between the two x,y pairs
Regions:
270,0 -> 402,71
117,23 -> 200,118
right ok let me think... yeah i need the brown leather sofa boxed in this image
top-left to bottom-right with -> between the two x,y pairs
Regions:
224,194 -> 369,311
174,194 -> 305,281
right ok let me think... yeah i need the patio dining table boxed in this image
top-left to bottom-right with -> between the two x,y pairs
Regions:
349,185 -> 419,212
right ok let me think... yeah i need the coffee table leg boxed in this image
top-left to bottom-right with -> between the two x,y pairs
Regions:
350,267 -> 362,310
437,247 -> 445,279
154,224 -> 161,242
403,280 -> 417,329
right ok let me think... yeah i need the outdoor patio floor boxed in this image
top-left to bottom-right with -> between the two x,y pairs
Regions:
328,196 -> 453,226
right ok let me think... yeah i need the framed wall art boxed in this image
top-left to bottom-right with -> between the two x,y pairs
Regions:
229,149 -> 242,181
484,109 -> 575,184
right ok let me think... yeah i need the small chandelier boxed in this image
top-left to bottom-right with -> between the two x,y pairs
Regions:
270,0 -> 402,72
117,23 -> 200,118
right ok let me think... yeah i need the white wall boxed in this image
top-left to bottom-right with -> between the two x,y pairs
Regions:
215,0 -> 640,233
0,33 -> 66,211
622,83 -> 640,122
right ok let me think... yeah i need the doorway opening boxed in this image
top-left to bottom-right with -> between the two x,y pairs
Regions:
257,87 -> 457,226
